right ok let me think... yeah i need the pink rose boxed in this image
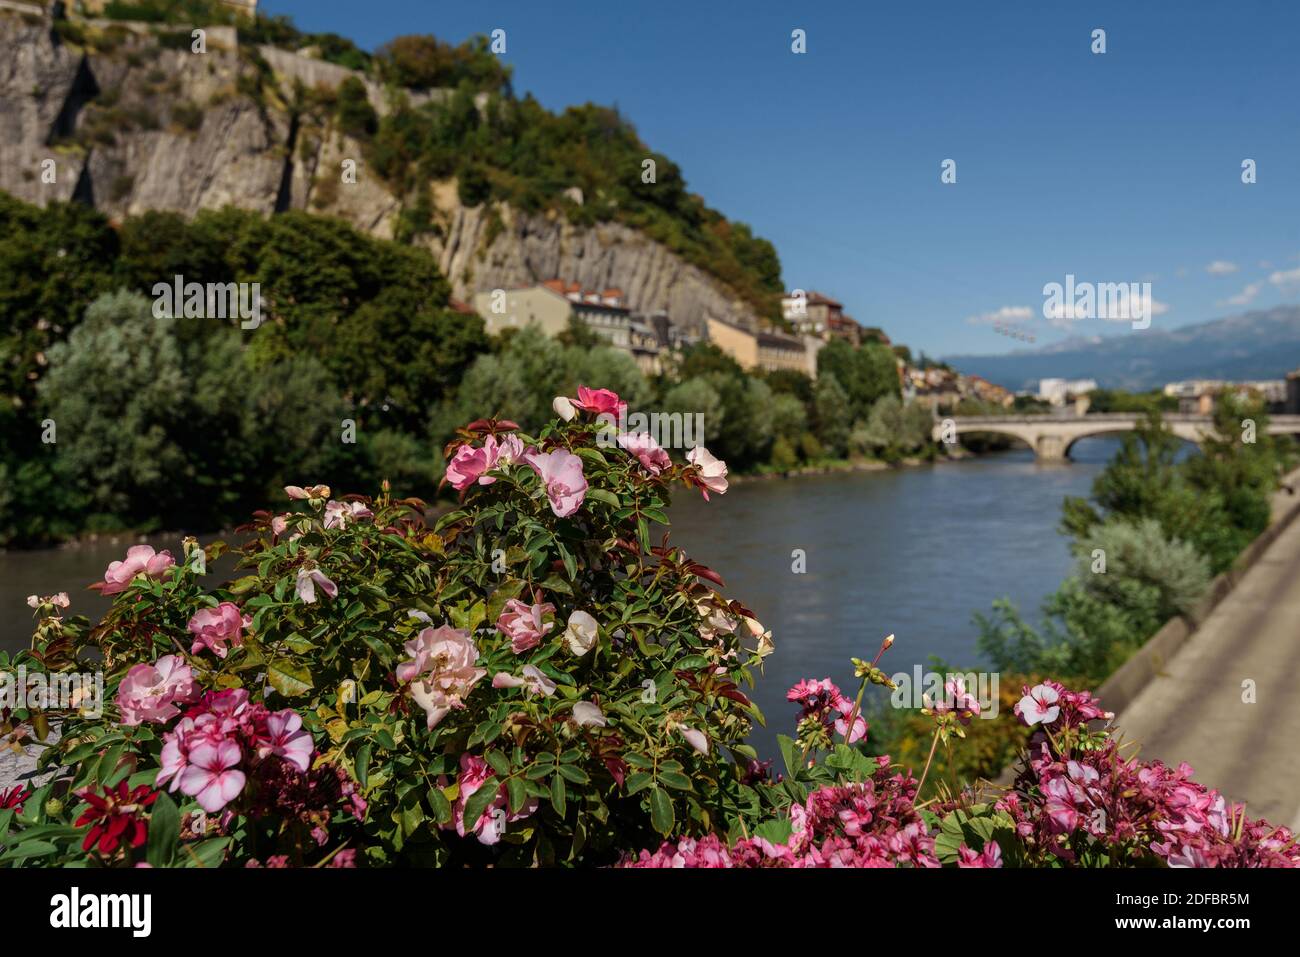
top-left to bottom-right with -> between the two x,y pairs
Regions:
495,598 -> 556,654
95,544 -> 176,596
324,500 -> 374,529
686,446 -> 728,500
444,434 -> 526,492
618,431 -> 672,475
116,655 -> 197,726
285,484 -> 330,500
187,602 -> 251,658
678,726 -> 709,755
447,753 -> 538,845
295,567 -> 338,604
491,665 -> 558,697
396,625 -> 486,730
574,386 -> 626,417
524,448 -> 588,517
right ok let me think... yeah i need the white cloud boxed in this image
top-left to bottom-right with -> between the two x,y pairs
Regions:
1205,260 -> 1239,276
1219,281 -> 1262,307
1268,266 -> 1300,286
966,305 -> 1034,326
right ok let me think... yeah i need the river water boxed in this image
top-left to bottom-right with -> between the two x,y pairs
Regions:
668,441 -> 1121,757
0,440 -> 1121,759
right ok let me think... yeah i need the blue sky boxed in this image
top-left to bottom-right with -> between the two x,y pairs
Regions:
263,0 -> 1300,357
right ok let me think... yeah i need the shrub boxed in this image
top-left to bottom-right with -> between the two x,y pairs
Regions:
335,77 -> 377,139
5,388 -> 768,866
623,669 -> 1300,868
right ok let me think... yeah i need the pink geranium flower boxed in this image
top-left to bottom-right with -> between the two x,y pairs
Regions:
618,432 -> 672,475
686,446 -> 728,500
261,710 -> 313,773
495,598 -> 556,654
187,602 -> 251,658
524,449 -> 588,517
178,738 -> 247,813
956,842 -> 1003,868
573,386 -> 626,417
1016,683 -> 1061,726
116,655 -> 197,726
94,545 -> 176,596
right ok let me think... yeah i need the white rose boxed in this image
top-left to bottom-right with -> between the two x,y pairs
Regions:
563,610 -> 599,656
572,700 -> 606,728
553,395 -> 577,422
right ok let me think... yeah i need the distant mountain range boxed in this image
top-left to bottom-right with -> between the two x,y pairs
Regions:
944,306 -> 1300,392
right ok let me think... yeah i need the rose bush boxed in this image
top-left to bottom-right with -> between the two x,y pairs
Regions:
1,388 -> 771,866
2,387 -> 1295,868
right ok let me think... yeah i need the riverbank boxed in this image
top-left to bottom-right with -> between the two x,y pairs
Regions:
982,465 -> 1300,794
1097,466 -> 1300,825
1094,465 -> 1300,717
731,449 -> 975,485
2,447 -> 989,552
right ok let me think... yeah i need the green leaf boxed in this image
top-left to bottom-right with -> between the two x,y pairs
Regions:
585,488 -> 620,508
648,787 -> 674,836
657,770 -> 693,792
0,839 -> 58,862
485,750 -> 511,777
462,775 -> 500,832
777,734 -> 800,780
486,580 -> 526,623
146,792 -> 180,868
185,837 -> 231,868
354,744 -> 371,788
549,774 -> 567,818
556,764 -> 590,785
754,818 -> 794,847
266,658 -> 313,697
427,786 -> 452,825
506,777 -> 527,814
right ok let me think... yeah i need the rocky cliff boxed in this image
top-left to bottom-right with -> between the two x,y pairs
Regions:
0,10 -> 763,331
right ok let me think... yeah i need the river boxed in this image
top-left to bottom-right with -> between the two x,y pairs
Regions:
668,440 -> 1123,758
0,440 -> 1123,759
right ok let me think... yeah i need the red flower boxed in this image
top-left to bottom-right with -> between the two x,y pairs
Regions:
0,786 -> 30,813
75,781 -> 158,856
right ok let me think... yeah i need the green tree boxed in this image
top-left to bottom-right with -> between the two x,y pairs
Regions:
812,373 -> 851,459
37,291 -> 242,529
336,76 -> 378,138
815,339 -> 899,421
0,196 -> 118,406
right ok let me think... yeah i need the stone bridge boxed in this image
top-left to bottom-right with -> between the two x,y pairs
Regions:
934,413 -> 1300,461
